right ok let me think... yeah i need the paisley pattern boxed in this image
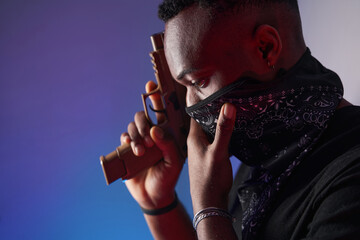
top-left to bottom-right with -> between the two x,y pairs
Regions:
187,84 -> 342,166
185,50 -> 343,239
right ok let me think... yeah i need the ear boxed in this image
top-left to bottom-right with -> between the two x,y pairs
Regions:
253,24 -> 282,67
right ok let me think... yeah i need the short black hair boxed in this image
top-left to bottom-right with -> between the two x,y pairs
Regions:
158,0 -> 299,22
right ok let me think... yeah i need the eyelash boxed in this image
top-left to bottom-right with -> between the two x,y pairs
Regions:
191,79 -> 208,89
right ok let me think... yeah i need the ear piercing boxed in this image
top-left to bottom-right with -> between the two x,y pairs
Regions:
267,60 -> 275,71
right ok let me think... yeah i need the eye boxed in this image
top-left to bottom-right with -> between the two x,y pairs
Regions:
191,79 -> 208,89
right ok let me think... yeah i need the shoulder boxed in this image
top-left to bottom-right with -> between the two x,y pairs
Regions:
309,105 -> 360,167
304,105 -> 360,212
305,144 -> 360,239
313,144 -> 360,198
300,106 -> 360,239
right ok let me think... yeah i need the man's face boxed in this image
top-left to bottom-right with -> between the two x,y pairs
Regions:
164,4 -> 259,107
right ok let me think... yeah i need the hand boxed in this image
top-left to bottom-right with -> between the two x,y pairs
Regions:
122,81 -> 185,210
187,103 -> 236,213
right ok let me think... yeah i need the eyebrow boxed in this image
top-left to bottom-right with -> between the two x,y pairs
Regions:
176,68 -> 198,80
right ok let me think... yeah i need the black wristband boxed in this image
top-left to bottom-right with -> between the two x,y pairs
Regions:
140,193 -> 178,216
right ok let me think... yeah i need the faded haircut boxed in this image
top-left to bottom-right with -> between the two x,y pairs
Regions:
158,0 -> 299,22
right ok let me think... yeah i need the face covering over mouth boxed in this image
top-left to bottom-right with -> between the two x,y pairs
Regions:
185,55 -> 343,173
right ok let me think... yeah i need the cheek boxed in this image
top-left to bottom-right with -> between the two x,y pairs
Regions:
210,72 -> 229,91
186,88 -> 201,107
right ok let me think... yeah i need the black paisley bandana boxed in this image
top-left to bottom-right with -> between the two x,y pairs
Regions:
185,49 -> 343,239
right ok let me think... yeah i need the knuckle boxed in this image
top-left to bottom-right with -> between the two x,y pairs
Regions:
134,111 -> 149,136
127,121 -> 135,132
127,122 -> 140,141
134,111 -> 145,120
120,132 -> 127,138
138,127 -> 148,137
120,132 -> 129,142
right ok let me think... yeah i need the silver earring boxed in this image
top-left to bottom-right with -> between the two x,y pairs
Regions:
267,60 -> 275,71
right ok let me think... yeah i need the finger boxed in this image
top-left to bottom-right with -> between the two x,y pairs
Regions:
212,103 -> 236,155
127,121 -> 145,156
134,111 -> 154,148
120,132 -> 131,145
145,81 -> 166,124
187,118 -> 209,150
150,126 -> 183,167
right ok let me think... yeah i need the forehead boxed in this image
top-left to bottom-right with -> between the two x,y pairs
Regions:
163,4 -> 253,81
164,5 -> 214,63
163,5 -> 242,79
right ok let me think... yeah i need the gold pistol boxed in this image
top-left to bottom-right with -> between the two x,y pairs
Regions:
100,33 -> 189,185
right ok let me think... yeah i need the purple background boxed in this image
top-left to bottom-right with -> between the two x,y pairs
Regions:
1,1 -> 359,239
0,1 -> 192,239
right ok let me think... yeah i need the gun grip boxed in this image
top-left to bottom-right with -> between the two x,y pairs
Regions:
100,144 -> 163,184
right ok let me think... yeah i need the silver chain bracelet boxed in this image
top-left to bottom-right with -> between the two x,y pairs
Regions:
193,207 -> 234,230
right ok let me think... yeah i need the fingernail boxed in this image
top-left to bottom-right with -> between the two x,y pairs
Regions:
224,103 -> 235,119
153,127 -> 164,139
144,136 -> 154,147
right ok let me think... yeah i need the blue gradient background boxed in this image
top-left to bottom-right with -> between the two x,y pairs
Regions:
1,1 -> 359,239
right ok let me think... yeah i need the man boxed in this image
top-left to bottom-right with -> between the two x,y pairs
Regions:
121,0 -> 360,239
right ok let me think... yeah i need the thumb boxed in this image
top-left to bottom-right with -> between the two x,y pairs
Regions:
212,103 -> 236,154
